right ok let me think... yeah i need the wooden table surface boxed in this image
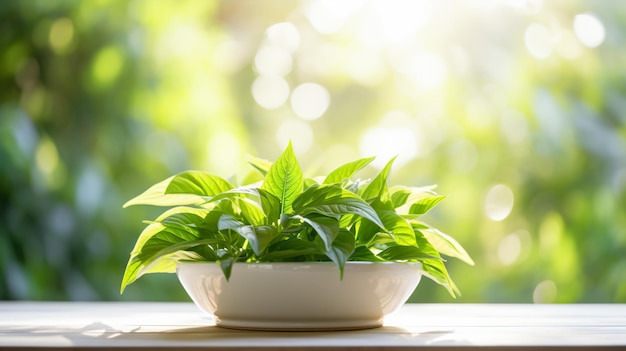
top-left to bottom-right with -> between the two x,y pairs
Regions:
0,302 -> 625,350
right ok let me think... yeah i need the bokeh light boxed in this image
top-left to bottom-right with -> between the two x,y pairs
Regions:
574,13 -> 606,48
290,83 -> 330,120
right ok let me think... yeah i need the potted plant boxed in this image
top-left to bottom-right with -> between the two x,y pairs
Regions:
121,142 -> 473,330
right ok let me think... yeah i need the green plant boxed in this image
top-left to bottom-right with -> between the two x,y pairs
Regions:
120,143 -> 473,296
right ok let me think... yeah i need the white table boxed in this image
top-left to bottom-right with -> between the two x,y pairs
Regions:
1,302 -> 625,350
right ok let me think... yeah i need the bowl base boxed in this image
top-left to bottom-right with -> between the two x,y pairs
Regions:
215,317 -> 383,331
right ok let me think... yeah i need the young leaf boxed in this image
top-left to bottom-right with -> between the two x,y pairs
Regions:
123,176 -> 210,208
218,214 -> 280,257
262,237 -> 320,261
355,207 -> 416,247
422,227 -> 474,265
323,156 -> 375,185
421,259 -> 460,297
360,157 -> 396,207
246,154 -> 273,176
409,194 -> 446,215
295,214 -> 339,252
258,188 -> 281,223
292,184 -> 385,230
412,224 -> 459,297
390,186 -> 412,208
322,229 -> 356,279
121,250 -> 206,293
261,142 -> 303,214
349,246 -> 384,262
120,224 -> 224,293
165,171 -> 234,196
377,245 -> 442,261
378,210 -> 417,247
236,198 -> 266,227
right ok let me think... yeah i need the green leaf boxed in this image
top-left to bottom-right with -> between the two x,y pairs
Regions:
236,198 -> 266,227
423,227 -> 474,265
261,142 -> 303,214
296,214 -> 339,251
349,246 -> 384,262
165,171 -> 234,196
411,224 -> 459,297
421,259 -> 460,298
323,229 -> 356,279
356,208 -> 416,247
323,156 -> 375,185
360,157 -> 395,202
409,194 -> 446,215
262,237 -> 320,261
390,186 -> 412,208
215,249 -> 236,280
123,176 -> 210,208
258,188 -> 281,223
292,184 -> 385,230
120,221 -> 224,293
246,154 -> 273,176
377,245 -> 442,261
219,216 -> 280,257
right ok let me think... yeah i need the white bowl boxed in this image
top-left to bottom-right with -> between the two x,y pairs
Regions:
176,261 -> 422,330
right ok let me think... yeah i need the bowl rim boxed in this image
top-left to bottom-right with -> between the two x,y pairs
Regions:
176,260 -> 423,270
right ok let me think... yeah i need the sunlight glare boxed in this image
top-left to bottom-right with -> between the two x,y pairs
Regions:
497,233 -> 522,266
276,119 -> 313,155
485,184 -> 514,221
574,13 -> 605,48
533,280 -> 557,303
359,113 -> 418,169
304,0 -> 361,35
371,0 -> 430,45
252,76 -> 290,110
347,49 -> 387,86
524,23 -> 554,59
395,52 -> 447,91
254,45 -> 292,77
290,83 -> 330,120
265,22 -> 300,53
206,132 -> 241,176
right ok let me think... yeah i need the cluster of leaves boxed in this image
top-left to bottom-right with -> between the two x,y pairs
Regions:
120,143 -> 473,295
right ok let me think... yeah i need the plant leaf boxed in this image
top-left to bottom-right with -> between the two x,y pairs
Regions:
360,157 -> 395,202
409,194 -> 446,216
390,186 -> 412,208
123,176 -> 209,208
236,198 -> 266,227
296,214 -> 339,252
412,224 -> 459,297
292,184 -> 385,230
423,227 -> 474,265
165,171 -> 234,196
349,246 -> 384,262
120,221 -> 224,293
421,259 -> 460,297
323,156 -> 375,185
262,237 -> 320,261
246,154 -> 273,176
377,245 -> 442,261
323,229 -> 355,279
261,142 -> 303,214
218,214 -> 280,256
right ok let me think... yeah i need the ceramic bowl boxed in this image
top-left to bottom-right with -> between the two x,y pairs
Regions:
176,261 -> 422,330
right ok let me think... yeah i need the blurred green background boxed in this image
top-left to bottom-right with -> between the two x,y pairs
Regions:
1,0 -> 625,303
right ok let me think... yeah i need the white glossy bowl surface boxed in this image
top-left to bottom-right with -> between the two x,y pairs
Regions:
176,261 -> 422,330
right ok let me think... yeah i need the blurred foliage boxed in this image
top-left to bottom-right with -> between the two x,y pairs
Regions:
1,0 -> 625,303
